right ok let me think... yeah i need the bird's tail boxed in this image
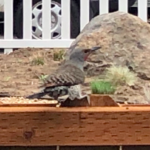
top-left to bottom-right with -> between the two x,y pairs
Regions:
26,92 -> 46,99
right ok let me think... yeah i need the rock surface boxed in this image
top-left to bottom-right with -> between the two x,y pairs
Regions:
66,11 -> 150,104
67,11 -> 150,79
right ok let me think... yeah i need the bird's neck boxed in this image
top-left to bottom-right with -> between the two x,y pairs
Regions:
65,58 -> 84,71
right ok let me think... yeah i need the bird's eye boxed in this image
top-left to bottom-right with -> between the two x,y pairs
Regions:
83,49 -> 90,53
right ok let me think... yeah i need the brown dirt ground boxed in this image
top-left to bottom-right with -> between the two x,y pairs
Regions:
0,48 -> 149,105
0,48 -> 61,96
0,48 -> 63,104
0,48 -> 91,104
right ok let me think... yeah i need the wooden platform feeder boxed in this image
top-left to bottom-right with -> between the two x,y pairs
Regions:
0,96 -> 150,146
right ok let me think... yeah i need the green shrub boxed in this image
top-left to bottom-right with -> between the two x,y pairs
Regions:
31,57 -> 44,65
105,65 -> 136,86
39,74 -> 48,82
90,80 -> 116,94
53,50 -> 64,61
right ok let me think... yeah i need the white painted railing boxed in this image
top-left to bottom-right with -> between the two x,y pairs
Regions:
0,0 -> 148,53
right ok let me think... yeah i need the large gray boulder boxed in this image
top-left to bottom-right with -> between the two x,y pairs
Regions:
67,11 -> 150,79
65,11 -> 150,104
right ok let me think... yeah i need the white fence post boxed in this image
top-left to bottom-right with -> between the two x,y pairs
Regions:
62,0 -> 70,39
119,0 -> 128,13
99,0 -> 109,15
4,0 -> 13,54
42,0 -> 51,39
23,0 -> 32,39
138,0 -> 147,22
80,0 -> 89,31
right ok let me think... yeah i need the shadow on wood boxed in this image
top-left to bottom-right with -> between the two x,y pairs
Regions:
61,97 -> 89,107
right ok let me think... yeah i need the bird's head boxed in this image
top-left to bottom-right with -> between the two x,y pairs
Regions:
70,46 -> 101,62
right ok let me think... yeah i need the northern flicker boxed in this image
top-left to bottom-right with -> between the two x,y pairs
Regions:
26,46 -> 101,101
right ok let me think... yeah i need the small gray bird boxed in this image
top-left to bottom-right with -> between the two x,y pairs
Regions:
26,46 -> 101,101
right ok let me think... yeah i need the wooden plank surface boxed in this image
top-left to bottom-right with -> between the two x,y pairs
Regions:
0,103 -> 57,107
0,106 -> 150,146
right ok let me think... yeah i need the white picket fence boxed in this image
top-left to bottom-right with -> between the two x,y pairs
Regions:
0,0 -> 148,53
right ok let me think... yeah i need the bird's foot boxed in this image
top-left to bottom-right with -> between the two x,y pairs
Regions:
57,95 -> 69,102
76,94 -> 90,105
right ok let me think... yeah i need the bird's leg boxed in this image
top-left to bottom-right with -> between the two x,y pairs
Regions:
76,94 -> 90,105
53,95 -> 59,101
87,95 -> 90,105
58,95 -> 69,102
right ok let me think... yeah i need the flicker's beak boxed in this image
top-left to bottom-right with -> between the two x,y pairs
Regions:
91,46 -> 101,51
83,46 -> 101,60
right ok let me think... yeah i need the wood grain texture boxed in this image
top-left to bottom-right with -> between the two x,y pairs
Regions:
90,95 -> 119,107
0,106 -> 150,146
